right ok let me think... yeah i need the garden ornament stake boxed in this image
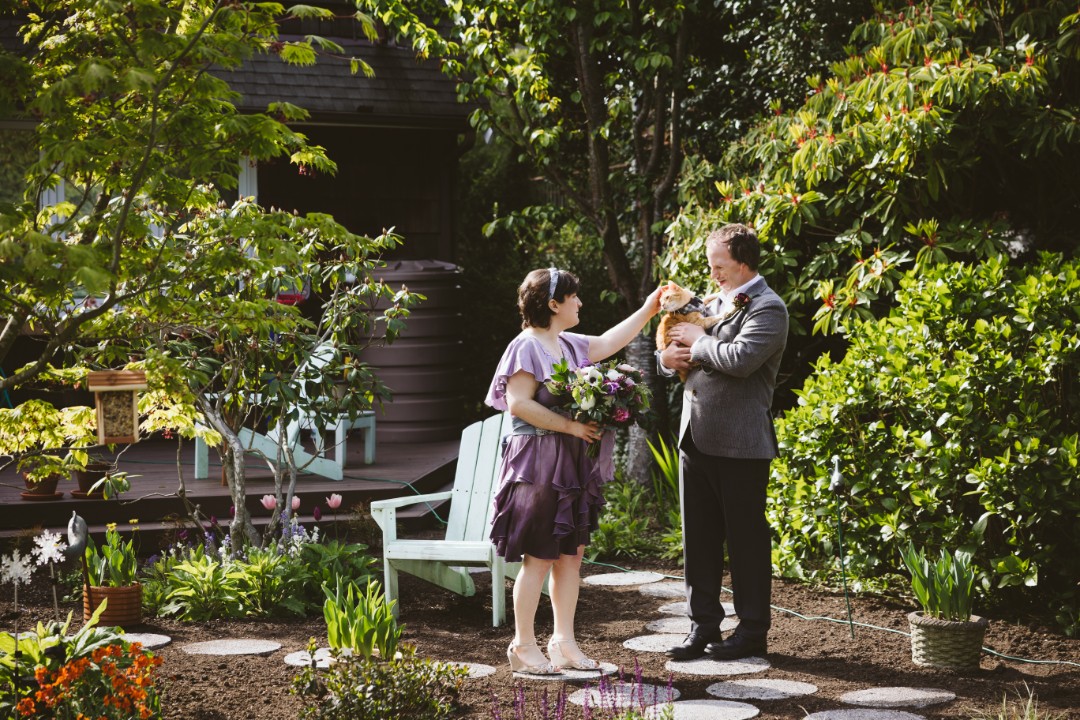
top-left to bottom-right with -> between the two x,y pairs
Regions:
66,511 -> 91,592
831,456 -> 856,639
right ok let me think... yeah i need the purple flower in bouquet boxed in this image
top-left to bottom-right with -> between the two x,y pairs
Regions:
545,357 -> 652,457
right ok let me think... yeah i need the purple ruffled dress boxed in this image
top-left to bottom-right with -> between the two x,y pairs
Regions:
485,331 -> 615,562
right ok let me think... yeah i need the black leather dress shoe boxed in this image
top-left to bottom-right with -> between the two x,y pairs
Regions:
666,629 -> 722,660
704,634 -> 767,660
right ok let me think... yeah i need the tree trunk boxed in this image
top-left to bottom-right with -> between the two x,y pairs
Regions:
625,333 -> 660,483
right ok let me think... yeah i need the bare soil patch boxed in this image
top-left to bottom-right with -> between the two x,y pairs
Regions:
4,559 -> 1078,719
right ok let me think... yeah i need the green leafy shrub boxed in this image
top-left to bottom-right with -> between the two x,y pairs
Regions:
234,545 -> 309,617
901,543 -> 976,621
588,480 -> 655,561
299,539 -> 378,602
770,255 -> 1080,629
156,545 -> 243,621
292,641 -> 464,720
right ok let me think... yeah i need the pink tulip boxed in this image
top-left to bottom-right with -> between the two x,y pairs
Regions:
291,495 -> 301,511
260,495 -> 276,511
326,493 -> 343,510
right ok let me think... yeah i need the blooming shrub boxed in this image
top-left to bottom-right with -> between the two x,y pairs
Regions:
17,642 -> 163,719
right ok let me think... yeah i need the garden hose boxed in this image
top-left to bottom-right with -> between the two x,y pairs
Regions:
0,368 -> 12,408
583,558 -> 1080,669
830,456 -> 857,639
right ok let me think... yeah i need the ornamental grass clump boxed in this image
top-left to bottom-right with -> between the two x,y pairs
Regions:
901,542 -> 977,621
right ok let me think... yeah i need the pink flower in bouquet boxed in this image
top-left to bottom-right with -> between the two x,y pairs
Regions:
613,407 -> 631,423
260,495 -> 277,511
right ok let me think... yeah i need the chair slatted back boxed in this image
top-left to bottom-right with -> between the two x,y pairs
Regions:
445,413 -> 512,542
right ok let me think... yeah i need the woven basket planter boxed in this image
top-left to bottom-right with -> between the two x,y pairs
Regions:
908,611 -> 988,670
84,583 -> 142,627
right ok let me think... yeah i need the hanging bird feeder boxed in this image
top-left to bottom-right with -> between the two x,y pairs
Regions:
86,370 -> 147,444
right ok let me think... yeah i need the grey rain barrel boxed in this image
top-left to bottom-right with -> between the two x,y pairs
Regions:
361,260 -> 463,442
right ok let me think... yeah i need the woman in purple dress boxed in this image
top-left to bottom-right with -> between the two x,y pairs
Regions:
486,267 -> 662,675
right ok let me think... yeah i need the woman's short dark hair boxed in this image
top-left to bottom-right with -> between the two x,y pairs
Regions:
518,268 -> 581,329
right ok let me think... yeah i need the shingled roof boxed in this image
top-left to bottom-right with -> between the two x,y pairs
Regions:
215,37 -> 468,129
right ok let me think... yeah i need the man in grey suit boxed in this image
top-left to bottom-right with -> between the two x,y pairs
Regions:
658,223 -> 788,661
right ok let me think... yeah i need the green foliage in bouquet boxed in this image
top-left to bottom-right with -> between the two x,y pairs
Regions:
769,255 -> 1080,631
546,358 -> 651,456
901,542 -> 976,621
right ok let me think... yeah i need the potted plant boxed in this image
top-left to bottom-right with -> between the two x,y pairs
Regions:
83,523 -> 142,627
900,541 -> 988,670
71,456 -> 112,496
18,455 -> 68,501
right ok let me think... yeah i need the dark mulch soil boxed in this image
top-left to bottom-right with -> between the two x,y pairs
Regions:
4,559 -> 1078,719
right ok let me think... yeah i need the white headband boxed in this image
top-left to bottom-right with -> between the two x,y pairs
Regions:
548,268 -> 560,300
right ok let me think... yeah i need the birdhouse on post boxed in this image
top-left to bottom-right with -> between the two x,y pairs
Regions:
86,370 -> 147,445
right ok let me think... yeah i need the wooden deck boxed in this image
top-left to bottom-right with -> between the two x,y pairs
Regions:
0,433 -> 461,545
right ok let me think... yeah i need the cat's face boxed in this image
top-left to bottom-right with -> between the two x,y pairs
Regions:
659,283 -> 695,311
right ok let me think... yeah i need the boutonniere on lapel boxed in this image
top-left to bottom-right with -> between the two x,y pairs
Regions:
719,293 -> 751,321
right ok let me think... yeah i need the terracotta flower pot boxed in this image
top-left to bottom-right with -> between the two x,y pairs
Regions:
73,462 -> 111,496
907,610 -> 988,671
21,472 -> 63,500
84,583 -> 143,627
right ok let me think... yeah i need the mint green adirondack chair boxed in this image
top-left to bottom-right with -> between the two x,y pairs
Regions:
370,412 -> 521,627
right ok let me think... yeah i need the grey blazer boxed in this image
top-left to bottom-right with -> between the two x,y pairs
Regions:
662,277 -> 788,459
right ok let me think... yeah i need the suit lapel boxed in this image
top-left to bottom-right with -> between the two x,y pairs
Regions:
712,277 -> 767,332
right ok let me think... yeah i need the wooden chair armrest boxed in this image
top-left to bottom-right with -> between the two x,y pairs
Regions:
370,490 -> 453,513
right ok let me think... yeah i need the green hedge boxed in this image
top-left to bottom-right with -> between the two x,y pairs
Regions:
770,254 -> 1080,631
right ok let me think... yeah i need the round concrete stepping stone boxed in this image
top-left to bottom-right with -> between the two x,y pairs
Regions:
182,638 -> 281,656
123,633 -> 171,650
624,633 -> 687,653
646,616 -> 740,634
659,601 -> 736,616
569,682 -> 681,708
708,678 -> 818,701
513,661 -> 619,682
840,688 -> 955,709
645,699 -> 760,719
448,661 -> 497,678
665,656 -> 770,676
804,711 -> 926,720
284,647 -> 334,668
584,571 -> 665,586
640,581 -> 685,598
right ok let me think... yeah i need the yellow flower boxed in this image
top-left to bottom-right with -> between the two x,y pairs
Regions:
106,522 -> 117,532
128,518 -> 139,526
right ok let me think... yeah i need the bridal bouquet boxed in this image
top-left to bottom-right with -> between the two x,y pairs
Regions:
546,358 -> 651,457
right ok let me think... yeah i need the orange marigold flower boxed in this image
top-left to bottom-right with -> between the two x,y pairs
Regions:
17,698 -> 36,716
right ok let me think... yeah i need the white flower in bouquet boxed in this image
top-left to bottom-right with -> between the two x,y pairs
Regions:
579,394 -> 597,411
